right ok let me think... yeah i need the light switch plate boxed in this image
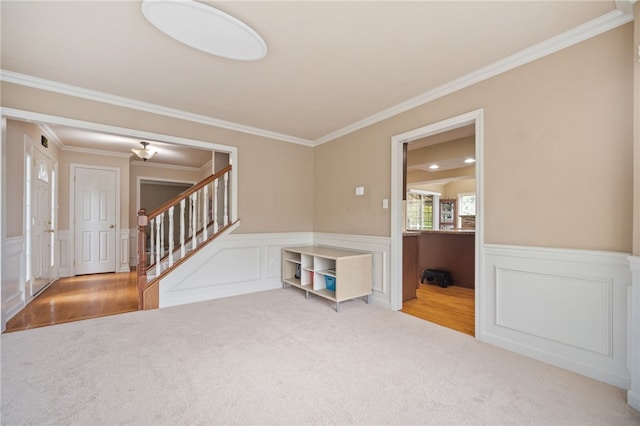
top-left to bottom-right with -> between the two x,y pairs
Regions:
355,186 -> 365,196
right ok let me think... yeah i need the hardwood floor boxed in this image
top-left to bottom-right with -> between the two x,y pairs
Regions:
401,282 -> 475,336
4,272 -> 138,333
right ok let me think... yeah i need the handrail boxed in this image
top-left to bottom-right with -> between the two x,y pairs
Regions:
147,164 -> 232,221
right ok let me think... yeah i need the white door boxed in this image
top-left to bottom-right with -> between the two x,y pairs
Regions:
74,167 -> 117,275
30,149 -> 55,296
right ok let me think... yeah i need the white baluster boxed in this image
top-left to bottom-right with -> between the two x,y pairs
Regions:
213,178 -> 219,233
160,212 -> 165,259
191,192 -> 197,250
180,199 -> 186,258
223,171 -> 229,226
203,184 -> 209,240
168,206 -> 174,266
155,215 -> 161,276
149,218 -> 155,265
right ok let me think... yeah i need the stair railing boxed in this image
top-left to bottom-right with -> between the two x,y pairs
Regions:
136,164 -> 233,309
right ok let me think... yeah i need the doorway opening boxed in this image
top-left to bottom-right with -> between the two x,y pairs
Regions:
390,109 -> 483,338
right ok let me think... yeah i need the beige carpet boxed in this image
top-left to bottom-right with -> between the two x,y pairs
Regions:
2,288 -> 639,425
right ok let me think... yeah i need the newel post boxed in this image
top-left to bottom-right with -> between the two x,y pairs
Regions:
137,209 -> 148,310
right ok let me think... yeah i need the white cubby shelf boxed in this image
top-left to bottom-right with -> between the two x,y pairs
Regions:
281,246 -> 372,312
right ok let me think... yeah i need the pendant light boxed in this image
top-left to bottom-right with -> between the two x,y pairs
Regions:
132,141 -> 158,162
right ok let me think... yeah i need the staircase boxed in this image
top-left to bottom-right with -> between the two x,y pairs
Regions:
136,164 -> 236,309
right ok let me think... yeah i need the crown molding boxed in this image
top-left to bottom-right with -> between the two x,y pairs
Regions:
0,70 -> 314,147
312,8 -> 634,146
62,145 -> 133,158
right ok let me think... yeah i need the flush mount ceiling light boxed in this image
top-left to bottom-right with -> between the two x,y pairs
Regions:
464,158 -> 476,164
132,141 -> 158,162
428,164 -> 440,170
141,0 -> 267,61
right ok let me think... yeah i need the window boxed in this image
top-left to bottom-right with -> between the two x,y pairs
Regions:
457,193 -> 476,228
406,190 -> 440,230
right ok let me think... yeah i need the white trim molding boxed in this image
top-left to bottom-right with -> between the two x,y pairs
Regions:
628,255 -> 640,410
482,244 -> 632,389
1,237 -> 25,330
390,108 -> 484,328
0,71 -> 312,147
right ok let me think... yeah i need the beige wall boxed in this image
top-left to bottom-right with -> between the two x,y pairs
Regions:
0,83 -> 315,234
443,179 -> 475,199
634,2 -> 640,256
129,163 -> 202,229
314,24 -> 633,252
5,120 -> 61,238
1,24 -> 633,251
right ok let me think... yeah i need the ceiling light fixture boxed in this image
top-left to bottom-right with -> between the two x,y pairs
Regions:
464,158 -> 476,164
141,0 -> 267,61
429,164 -> 440,170
132,141 -> 158,162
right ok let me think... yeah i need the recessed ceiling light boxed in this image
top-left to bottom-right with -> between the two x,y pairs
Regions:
429,164 -> 440,170
464,158 -> 476,164
141,0 -> 267,61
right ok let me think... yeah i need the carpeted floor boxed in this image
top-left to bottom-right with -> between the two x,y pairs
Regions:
2,288 -> 639,425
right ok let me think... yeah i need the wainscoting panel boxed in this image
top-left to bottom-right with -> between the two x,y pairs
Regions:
482,244 -> 631,389
57,230 -> 71,277
119,229 -> 130,272
495,268 -> 610,355
129,229 -> 137,268
159,232 -> 313,308
2,237 -> 25,328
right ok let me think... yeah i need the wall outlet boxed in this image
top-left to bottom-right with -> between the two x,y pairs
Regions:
355,186 -> 365,196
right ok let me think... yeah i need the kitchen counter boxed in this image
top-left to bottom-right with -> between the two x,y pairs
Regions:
402,230 -> 475,290
404,229 -> 475,236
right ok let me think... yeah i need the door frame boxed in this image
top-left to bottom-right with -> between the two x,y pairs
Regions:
390,108 -> 484,338
27,142 -> 58,295
69,163 -> 120,276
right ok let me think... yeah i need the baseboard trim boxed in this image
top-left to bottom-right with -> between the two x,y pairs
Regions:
482,331 -> 630,389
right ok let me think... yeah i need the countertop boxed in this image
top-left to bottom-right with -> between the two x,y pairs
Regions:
403,229 -> 475,236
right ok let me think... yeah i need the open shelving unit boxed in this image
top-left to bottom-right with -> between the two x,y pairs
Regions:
282,246 -> 372,312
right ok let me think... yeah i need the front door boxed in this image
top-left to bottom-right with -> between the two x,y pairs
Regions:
30,149 -> 55,296
74,167 -> 117,275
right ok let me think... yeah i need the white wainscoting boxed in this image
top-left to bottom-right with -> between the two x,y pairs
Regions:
159,232 -> 314,308
129,229 -> 138,267
119,229 -> 130,272
57,230 -> 71,277
2,237 -> 25,330
482,244 -> 632,389
628,255 -> 640,410
159,232 -> 392,310
314,233 -> 391,308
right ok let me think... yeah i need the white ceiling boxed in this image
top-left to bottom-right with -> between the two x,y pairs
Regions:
0,1 -> 625,167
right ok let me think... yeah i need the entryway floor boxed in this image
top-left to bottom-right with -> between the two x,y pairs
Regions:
401,283 -> 475,336
4,272 -> 138,333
